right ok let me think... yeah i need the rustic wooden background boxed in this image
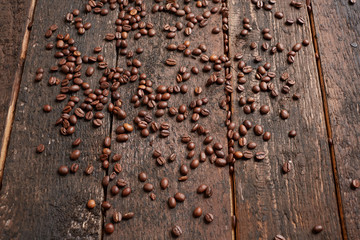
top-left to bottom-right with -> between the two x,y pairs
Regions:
0,0 -> 359,239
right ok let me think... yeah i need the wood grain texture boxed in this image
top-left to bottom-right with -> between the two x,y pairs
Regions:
228,1 -> 342,239
0,0 -> 32,160
312,1 -> 360,239
0,1 -> 117,239
105,1 -> 232,239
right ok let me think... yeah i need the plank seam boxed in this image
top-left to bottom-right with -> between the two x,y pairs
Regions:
0,0 -> 38,189
222,0 -> 237,239
307,2 -> 348,240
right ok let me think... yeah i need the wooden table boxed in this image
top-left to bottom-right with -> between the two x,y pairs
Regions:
0,1 -> 359,239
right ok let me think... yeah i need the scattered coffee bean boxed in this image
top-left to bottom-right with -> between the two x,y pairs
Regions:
104,223 -> 114,234
312,225 -> 323,234
171,225 -> 182,237
58,165 -> 69,176
193,207 -> 202,218
87,199 -> 96,209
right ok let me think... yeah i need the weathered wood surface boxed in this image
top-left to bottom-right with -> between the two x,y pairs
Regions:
0,0 -> 116,239
228,1 -> 342,239
312,1 -> 360,239
0,0 -> 32,159
106,1 -> 232,239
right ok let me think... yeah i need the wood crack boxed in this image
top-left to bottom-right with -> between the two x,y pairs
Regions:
0,0 -> 38,189
307,2 -> 348,240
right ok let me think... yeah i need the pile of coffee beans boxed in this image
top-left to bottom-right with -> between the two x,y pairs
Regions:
32,0 -> 352,238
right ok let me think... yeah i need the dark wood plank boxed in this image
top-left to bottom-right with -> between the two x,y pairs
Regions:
312,1 -> 360,239
0,1 -> 117,239
105,1 -> 232,239
0,0 -> 32,175
228,1 -> 342,239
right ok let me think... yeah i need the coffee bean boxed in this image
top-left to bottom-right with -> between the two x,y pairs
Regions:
143,183 -> 154,192
112,212 -> 122,223
263,132 -> 271,141
205,186 -> 213,198
275,12 -> 284,19
254,125 -> 264,136
70,163 -> 79,173
180,164 -> 189,175
190,159 -> 200,169
168,153 -> 176,162
160,178 -> 169,189
260,105 -> 270,114
312,225 -> 323,234
116,178 -> 127,188
112,154 -> 121,162
149,193 -> 156,201
36,144 -> 45,153
247,142 -> 257,150
215,158 -> 227,167
138,172 -> 147,182
171,225 -> 182,237
70,149 -> 81,160
101,201 -> 111,211
104,223 -> 114,234
85,165 -> 94,175
86,66 -> 94,76
288,130 -> 297,138
197,184 -> 208,193
165,58 -> 177,66
123,212 -> 134,220
243,151 -> 253,159
349,0 -> 356,4
174,192 -> 186,202
280,110 -> 289,119
255,152 -> 266,161
204,213 -> 214,223
193,207 -> 202,218
87,199 -> 96,209
168,197 -> 177,208
122,187 -> 131,197
274,235 -> 286,240
351,179 -> 360,189
156,156 -> 166,166
58,165 -> 69,176
114,163 -> 122,173
282,162 -> 292,173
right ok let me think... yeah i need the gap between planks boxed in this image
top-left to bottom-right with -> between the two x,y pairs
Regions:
307,2 -> 348,240
0,0 -> 38,189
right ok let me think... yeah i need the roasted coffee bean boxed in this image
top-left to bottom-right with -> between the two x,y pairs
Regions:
143,183 -> 154,192
180,164 -> 189,175
138,172 -> 147,182
193,207 -> 202,218
36,144 -> 45,153
168,153 -> 176,162
116,179 -> 127,188
104,223 -> 114,234
165,58 -> 177,66
215,158 -> 227,167
87,199 -> 96,209
205,186 -> 213,198
160,178 -> 169,189
156,156 -> 166,166
280,109 -> 289,119
85,165 -> 94,175
274,235 -> 286,240
114,163 -> 122,173
254,125 -> 264,136
123,212 -> 134,220
58,165 -> 69,176
243,151 -> 253,159
312,225 -> 323,234
70,163 -> 79,173
101,201 -> 111,211
174,192 -> 186,202
122,187 -> 131,197
255,152 -> 266,161
260,105 -> 270,114
112,212 -> 122,223
204,213 -> 214,223
70,149 -> 81,160
171,225 -> 182,237
168,197 -> 177,208
197,184 -> 208,193
263,132 -> 271,141
351,179 -> 360,189
190,159 -> 200,169
288,130 -> 297,138
282,162 -> 292,173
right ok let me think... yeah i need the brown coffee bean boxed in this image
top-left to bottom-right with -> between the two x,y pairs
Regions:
70,163 -> 79,173
165,58 -> 177,66
58,165 -> 69,176
86,66 -> 94,76
143,183 -> 154,192
280,109 -> 289,119
87,199 -> 96,209
36,144 -> 45,153
112,212 -> 122,223
122,187 -> 131,197
114,163 -> 122,173
204,213 -> 214,223
168,197 -> 177,208
351,179 -> 360,189
312,225 -> 323,234
174,192 -> 186,202
116,179 -> 127,188
171,225 -> 182,237
123,212 -> 134,220
85,165 -> 94,175
205,186 -> 213,198
288,130 -> 297,138
193,207 -> 202,218
180,164 -> 189,175
197,184 -> 208,193
104,223 -> 114,234
138,172 -> 147,182
274,235 -> 286,240
282,162 -> 292,173
70,149 -> 81,160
